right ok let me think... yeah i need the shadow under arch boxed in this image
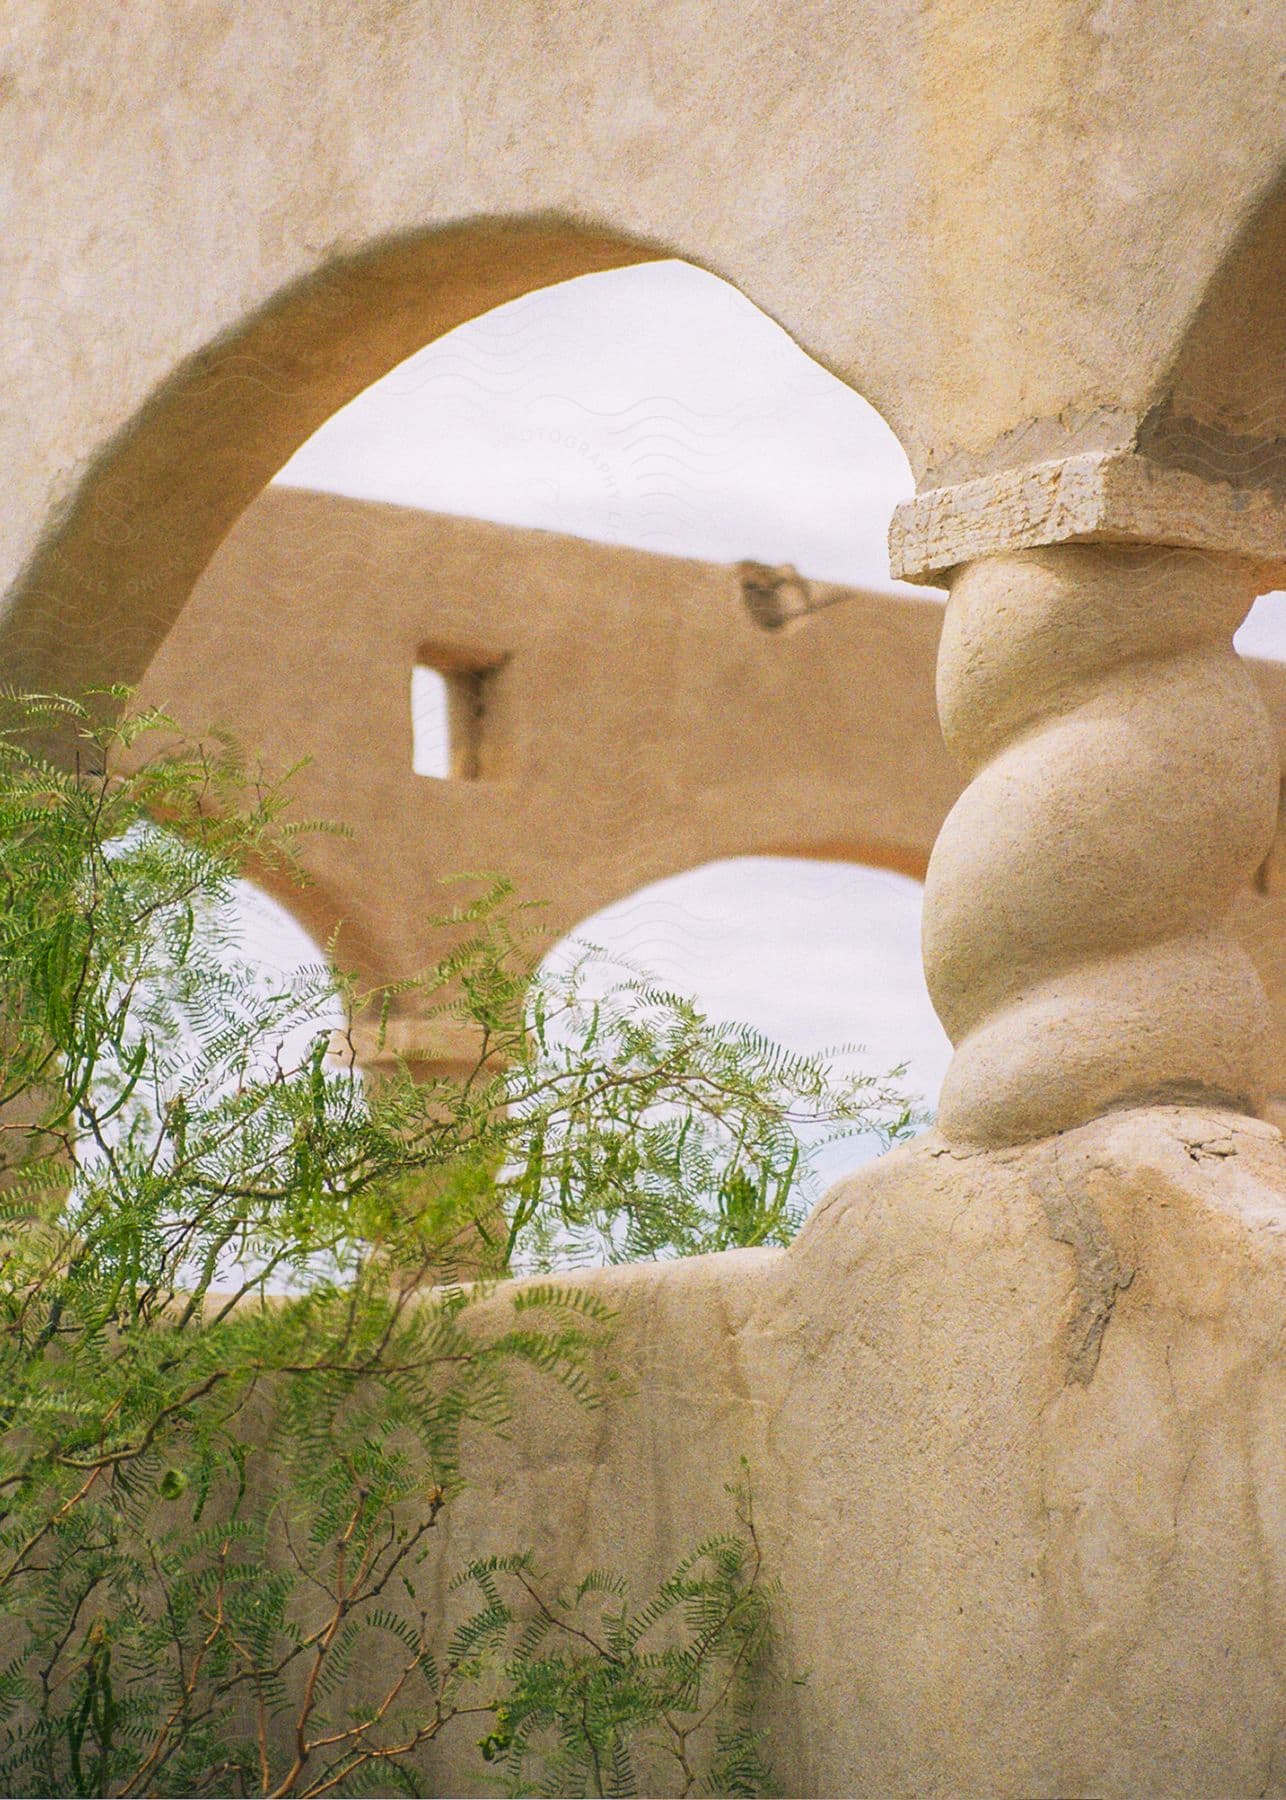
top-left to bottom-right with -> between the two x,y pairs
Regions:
2,216 -> 664,700
1138,158 -> 1286,493
757,833 -> 932,884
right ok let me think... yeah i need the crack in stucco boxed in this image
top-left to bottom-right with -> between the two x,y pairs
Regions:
1036,1145 -> 1135,1385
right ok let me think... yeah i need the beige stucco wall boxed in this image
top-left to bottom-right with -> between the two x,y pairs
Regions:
2,4 -> 1284,700
413,1106 -> 1286,1797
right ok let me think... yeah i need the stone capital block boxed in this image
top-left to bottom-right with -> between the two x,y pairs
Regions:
890,451 -> 1286,588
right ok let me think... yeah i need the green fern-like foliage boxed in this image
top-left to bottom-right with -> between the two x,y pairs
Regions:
463,1475 -> 777,1799
0,692 -> 910,1795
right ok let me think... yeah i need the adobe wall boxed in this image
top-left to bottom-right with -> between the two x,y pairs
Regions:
133,486 -> 955,971
413,1106 -> 1286,1797
135,486 -> 1286,1121
3,5 -> 1284,703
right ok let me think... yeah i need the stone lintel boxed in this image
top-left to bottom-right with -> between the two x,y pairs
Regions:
889,451 -> 1286,587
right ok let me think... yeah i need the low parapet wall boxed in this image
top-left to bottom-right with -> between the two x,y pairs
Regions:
411,1107 -> 1286,1797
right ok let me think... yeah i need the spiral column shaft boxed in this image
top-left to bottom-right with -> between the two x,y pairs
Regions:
923,544 -> 1280,1146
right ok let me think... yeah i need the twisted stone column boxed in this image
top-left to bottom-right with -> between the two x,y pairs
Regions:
923,544 -> 1280,1145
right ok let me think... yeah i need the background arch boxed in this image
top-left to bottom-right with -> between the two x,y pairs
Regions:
135,483 -> 955,990
540,853 -> 950,1156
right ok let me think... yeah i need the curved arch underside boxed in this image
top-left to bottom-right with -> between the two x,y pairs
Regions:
5,220 -> 657,697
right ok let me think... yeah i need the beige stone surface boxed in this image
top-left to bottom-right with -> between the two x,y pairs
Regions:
890,450 -> 1286,588
6,10 -> 1286,1790
412,1107 -> 1286,1796
2,5 -> 1283,703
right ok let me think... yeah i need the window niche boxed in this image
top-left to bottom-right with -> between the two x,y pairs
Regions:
410,644 -> 504,781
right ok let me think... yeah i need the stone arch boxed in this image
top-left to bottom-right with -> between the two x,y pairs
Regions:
3,219 -> 662,700
538,851 -> 949,1144
102,245 -> 940,993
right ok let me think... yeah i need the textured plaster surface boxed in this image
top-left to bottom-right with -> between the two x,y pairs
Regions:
2,4 -> 1284,698
414,1108 -> 1286,1797
890,451 -> 1286,587
5,9 -> 1286,1788
923,545 -> 1282,1144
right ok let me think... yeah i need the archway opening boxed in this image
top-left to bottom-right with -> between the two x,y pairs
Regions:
1235,585 -> 1286,1127
135,257 -> 943,1005
540,855 -> 950,1198
272,259 -> 937,596
1234,591 -> 1286,663
124,257 -> 947,1245
4,221 -> 659,700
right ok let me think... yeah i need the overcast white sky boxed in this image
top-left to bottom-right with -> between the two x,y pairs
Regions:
242,260 -> 1283,1173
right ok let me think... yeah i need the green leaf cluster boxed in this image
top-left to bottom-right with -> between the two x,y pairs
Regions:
0,693 -> 912,1795
463,1473 -> 777,1798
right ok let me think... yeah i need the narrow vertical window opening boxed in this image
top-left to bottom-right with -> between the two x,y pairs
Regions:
410,649 -> 498,780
